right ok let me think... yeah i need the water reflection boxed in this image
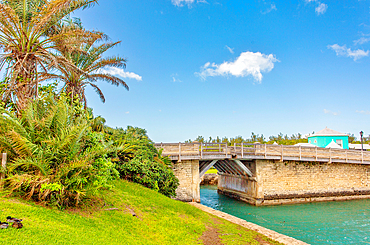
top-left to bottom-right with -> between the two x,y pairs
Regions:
200,185 -> 370,245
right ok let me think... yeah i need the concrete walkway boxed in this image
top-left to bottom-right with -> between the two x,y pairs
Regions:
189,202 -> 309,245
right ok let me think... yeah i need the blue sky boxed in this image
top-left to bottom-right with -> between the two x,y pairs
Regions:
73,0 -> 370,142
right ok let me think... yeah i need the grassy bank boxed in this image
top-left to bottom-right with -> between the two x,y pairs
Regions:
0,180 -> 281,245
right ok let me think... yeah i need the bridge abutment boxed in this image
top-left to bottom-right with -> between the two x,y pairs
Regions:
172,159 -> 200,202
218,159 -> 370,206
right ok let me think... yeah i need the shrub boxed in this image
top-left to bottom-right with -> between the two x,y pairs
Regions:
117,157 -> 179,198
0,95 -> 120,208
108,126 -> 179,198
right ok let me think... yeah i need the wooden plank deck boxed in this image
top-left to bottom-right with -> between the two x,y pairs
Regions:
154,143 -> 370,164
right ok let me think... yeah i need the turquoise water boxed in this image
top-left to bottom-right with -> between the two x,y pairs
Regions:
200,185 -> 370,244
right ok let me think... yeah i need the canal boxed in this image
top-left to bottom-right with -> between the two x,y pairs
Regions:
200,185 -> 370,244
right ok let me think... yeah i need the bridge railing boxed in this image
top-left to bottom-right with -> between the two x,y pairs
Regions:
154,143 -> 370,163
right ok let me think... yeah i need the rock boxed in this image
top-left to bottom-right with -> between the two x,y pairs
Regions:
201,174 -> 218,185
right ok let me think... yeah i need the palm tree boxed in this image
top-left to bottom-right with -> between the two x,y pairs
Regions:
0,0 -> 99,114
40,35 -> 129,107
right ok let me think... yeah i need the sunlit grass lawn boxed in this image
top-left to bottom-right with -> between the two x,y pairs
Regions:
0,180 -> 280,245
205,167 -> 218,174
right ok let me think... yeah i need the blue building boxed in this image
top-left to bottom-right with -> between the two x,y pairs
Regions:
308,127 -> 349,149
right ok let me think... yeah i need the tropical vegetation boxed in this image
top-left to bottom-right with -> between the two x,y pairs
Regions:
0,0 -> 178,209
0,0 -> 102,114
40,30 -> 129,107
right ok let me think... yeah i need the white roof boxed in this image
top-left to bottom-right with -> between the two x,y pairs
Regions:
309,127 -> 348,137
348,143 -> 370,150
325,140 -> 342,149
294,143 -> 316,147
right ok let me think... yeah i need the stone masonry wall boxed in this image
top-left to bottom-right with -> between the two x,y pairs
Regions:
256,159 -> 370,204
172,160 -> 200,202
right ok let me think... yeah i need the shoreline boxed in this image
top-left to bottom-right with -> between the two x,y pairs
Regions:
189,202 -> 309,245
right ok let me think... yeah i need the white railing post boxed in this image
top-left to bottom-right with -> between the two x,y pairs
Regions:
299,145 -> 301,160
179,142 -> 181,162
281,145 -> 283,161
201,143 -> 203,159
225,143 -> 228,158
1,153 -> 6,180
234,143 -> 236,154
264,144 -> 267,158
241,143 -> 244,158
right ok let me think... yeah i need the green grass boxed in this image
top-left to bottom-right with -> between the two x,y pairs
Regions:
205,167 -> 218,174
0,180 -> 281,245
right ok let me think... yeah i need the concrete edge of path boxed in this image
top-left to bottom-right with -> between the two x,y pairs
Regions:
189,202 -> 309,245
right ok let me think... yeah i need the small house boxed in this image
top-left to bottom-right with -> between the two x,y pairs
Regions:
308,127 -> 349,149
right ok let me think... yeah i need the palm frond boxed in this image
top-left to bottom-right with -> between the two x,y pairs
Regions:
89,83 -> 105,103
88,73 -> 129,90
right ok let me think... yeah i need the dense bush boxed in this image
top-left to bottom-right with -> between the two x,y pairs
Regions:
118,158 -> 179,198
0,95 -> 120,208
107,126 -> 179,198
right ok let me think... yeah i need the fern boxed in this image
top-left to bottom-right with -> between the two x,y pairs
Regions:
0,95 -> 118,207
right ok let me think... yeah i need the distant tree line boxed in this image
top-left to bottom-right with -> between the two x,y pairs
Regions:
348,133 -> 370,144
185,132 -> 308,145
186,132 -> 370,145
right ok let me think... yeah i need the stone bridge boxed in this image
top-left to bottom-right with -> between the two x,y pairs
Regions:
155,143 -> 370,206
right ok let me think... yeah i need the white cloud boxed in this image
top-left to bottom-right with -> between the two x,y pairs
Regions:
305,0 -> 327,15
100,67 -> 142,81
171,0 -> 207,7
327,44 -> 369,61
172,0 -> 193,6
125,111 -> 130,114
354,37 -> 370,45
261,3 -> 277,14
315,3 -> 327,15
225,45 -> 234,54
171,74 -> 183,82
196,51 -> 279,83
356,110 -> 370,115
324,109 -> 339,116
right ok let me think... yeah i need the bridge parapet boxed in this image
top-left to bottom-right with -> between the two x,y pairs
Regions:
155,143 -> 370,164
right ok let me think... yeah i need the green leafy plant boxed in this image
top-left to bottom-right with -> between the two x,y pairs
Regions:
0,94 -> 121,207
106,126 -> 179,198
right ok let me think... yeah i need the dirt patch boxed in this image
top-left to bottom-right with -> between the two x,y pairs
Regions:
199,225 -> 223,245
178,214 -> 188,219
254,235 -> 276,245
211,216 -> 222,225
